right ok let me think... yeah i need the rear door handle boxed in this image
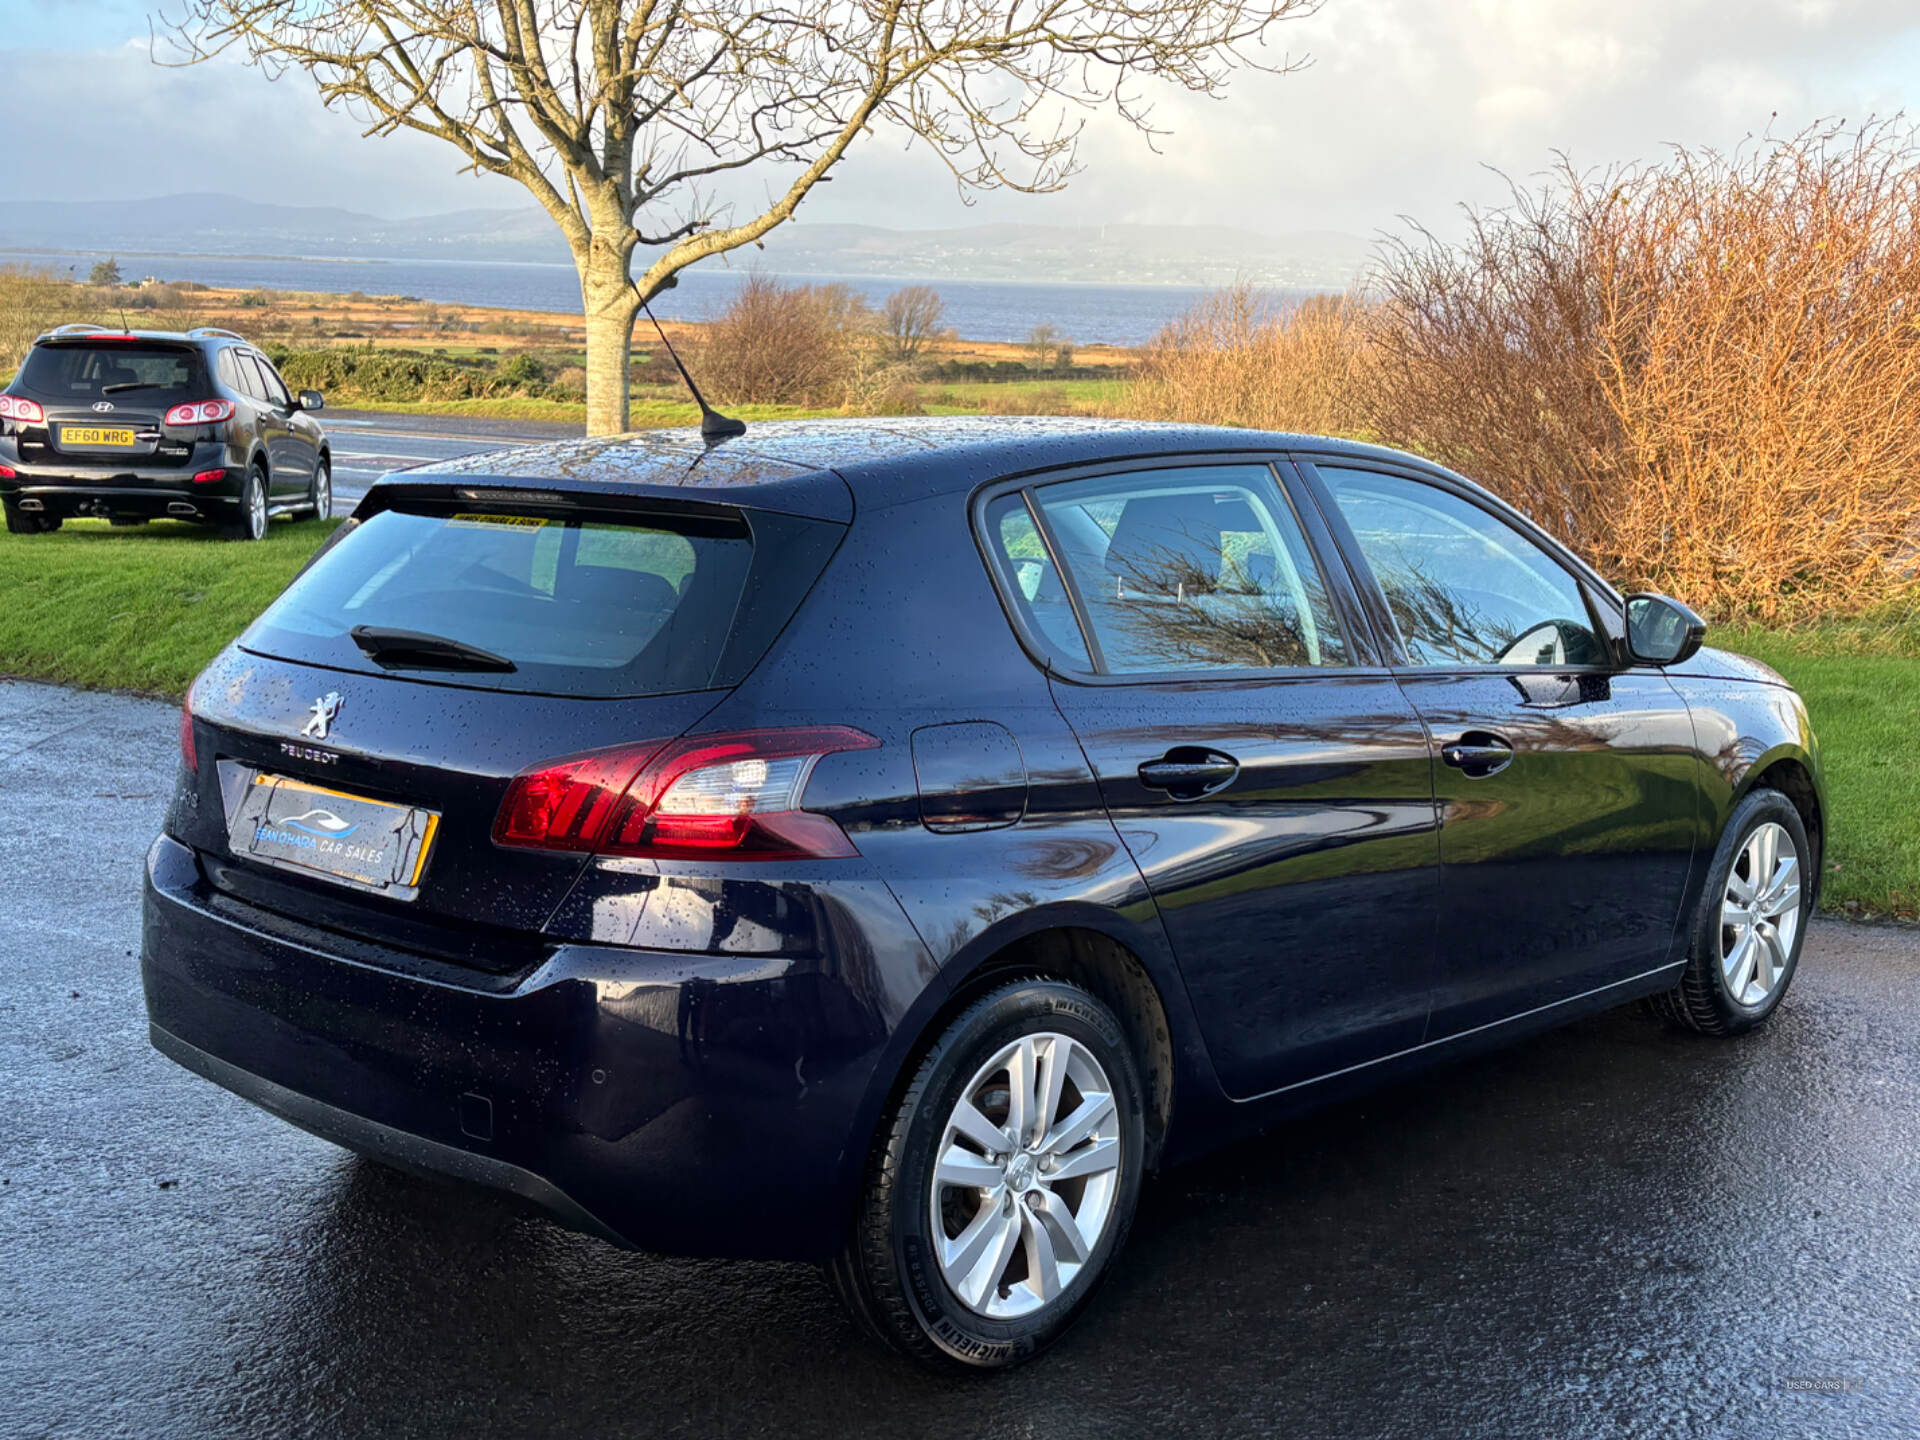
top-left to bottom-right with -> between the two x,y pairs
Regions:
1139,749 -> 1241,800
1441,732 -> 1516,778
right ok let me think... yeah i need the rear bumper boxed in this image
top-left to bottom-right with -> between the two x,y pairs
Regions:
5,481 -> 241,520
150,1021 -> 626,1246
140,833 -> 891,1259
2,450 -> 239,518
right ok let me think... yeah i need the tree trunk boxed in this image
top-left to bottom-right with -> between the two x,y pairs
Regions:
580,257 -> 640,436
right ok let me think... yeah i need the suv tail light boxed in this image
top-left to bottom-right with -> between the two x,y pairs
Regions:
164,400 -> 236,426
495,727 -> 878,861
179,702 -> 197,773
0,396 -> 44,423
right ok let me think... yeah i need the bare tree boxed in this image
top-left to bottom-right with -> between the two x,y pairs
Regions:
1024,322 -> 1070,373
157,0 -> 1322,434
881,284 -> 945,363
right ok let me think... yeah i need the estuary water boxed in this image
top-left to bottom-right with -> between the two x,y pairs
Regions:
6,249 -> 1313,347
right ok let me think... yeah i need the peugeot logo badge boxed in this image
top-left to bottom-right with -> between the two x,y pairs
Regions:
301,692 -> 342,741
92,401 -> 115,413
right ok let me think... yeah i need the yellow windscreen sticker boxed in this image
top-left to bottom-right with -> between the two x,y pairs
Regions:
448,512 -> 548,529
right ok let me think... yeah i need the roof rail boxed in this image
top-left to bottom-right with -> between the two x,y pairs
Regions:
187,327 -> 245,342
48,323 -> 111,335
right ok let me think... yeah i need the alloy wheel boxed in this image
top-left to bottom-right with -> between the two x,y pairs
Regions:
930,1032 -> 1122,1320
248,474 -> 268,539
313,461 -> 331,521
1720,820 -> 1802,1007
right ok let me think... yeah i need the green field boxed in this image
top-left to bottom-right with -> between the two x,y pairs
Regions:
1715,617 -> 1920,919
0,517 -> 344,694
307,379 -> 1124,426
0,519 -> 1911,916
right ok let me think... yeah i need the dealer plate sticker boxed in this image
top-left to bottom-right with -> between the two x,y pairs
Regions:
237,774 -> 439,893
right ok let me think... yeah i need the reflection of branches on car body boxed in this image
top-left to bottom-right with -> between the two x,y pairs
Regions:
1375,562 -> 1516,665
1104,545 -> 1325,670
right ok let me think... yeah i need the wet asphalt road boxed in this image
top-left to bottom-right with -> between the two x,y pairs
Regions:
3,678 -> 1918,1440
322,410 -> 582,508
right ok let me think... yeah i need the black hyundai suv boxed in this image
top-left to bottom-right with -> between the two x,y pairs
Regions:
0,325 -> 331,540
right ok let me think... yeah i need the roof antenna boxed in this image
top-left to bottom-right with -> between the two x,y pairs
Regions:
638,288 -> 745,444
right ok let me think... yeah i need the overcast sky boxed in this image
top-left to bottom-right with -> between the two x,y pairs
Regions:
11,0 -> 1920,239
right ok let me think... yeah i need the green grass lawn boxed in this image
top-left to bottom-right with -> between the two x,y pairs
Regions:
0,518 -> 1912,915
1716,617 -> 1920,920
0,517 -> 342,695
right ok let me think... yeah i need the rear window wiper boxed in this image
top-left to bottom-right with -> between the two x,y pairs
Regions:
101,382 -> 167,394
349,625 -> 517,673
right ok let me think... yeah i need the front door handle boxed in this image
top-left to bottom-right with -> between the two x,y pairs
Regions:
1139,748 -> 1241,800
1441,731 -> 1516,779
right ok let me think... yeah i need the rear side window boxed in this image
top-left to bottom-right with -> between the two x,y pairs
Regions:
16,343 -> 202,403
251,353 -> 293,406
981,494 -> 1093,670
1017,465 -> 1351,674
233,352 -> 272,402
243,504 -> 838,697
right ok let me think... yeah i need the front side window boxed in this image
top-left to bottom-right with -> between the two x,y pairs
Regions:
1317,466 -> 1605,668
1028,465 -> 1351,674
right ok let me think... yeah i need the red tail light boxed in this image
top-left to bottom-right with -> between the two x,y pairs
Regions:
494,727 -> 878,861
0,396 -> 44,424
164,400 -> 236,426
495,742 -> 667,853
191,469 -> 228,484
179,702 -> 197,773
0,465 -> 14,480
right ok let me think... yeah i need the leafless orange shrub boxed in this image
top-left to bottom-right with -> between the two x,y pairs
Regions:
1368,120 -> 1920,622
1121,286 -> 1372,437
700,275 -> 874,407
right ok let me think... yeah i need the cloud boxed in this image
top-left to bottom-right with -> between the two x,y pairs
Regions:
806,0 -> 1920,236
6,0 -> 1920,242
3,41 -> 524,218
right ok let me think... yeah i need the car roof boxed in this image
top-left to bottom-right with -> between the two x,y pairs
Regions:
32,328 -> 237,346
385,416 -> 1448,524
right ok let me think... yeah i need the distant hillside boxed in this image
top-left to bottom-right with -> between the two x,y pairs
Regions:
0,193 -> 565,264
0,194 -> 1370,289
757,222 -> 1370,287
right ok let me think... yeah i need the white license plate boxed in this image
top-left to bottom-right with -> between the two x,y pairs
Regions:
235,774 -> 439,894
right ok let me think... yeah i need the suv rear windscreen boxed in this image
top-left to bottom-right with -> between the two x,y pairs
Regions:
15,343 -> 204,404
241,502 -> 841,697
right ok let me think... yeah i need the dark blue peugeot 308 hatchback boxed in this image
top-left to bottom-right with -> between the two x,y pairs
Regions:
143,417 -> 1824,1368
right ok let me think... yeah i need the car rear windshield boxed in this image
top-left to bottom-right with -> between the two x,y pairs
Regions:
15,342 -> 204,404
241,502 -> 840,697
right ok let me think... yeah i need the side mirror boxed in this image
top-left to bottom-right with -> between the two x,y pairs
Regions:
296,389 -> 325,413
1623,593 -> 1706,667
